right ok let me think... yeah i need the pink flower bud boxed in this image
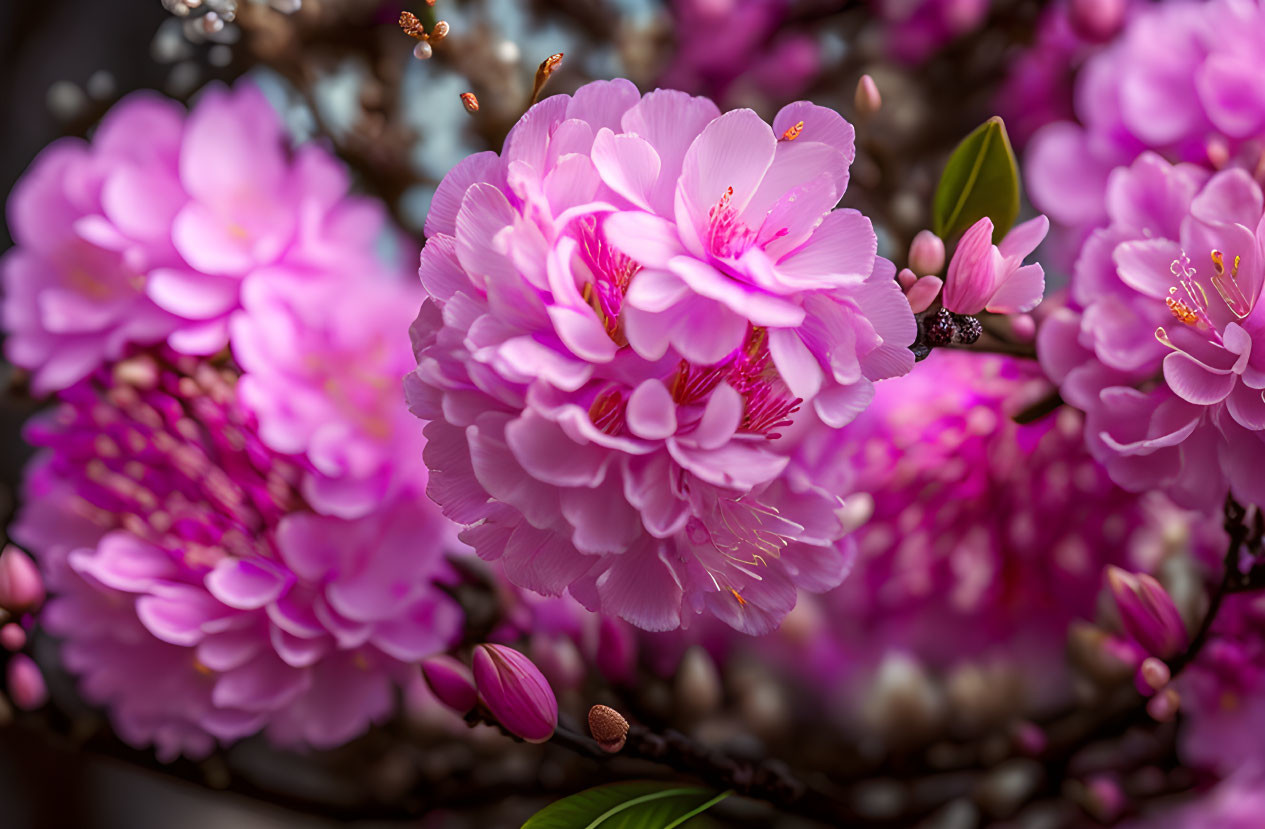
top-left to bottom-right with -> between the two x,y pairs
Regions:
1146,686 -> 1180,722
1011,720 -> 1047,755
472,644 -> 557,743
421,655 -> 477,714
1134,656 -> 1171,696
7,654 -> 47,711
1068,0 -> 1125,43
906,276 -> 943,314
1010,313 -> 1036,342
0,547 -> 45,615
594,616 -> 637,684
1084,774 -> 1126,822
0,624 -> 26,652
1105,567 -> 1188,659
908,230 -> 946,276
855,74 -> 881,117
529,633 -> 586,691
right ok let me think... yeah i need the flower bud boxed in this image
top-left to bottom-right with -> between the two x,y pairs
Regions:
588,704 -> 629,753
1068,0 -> 1125,43
1105,567 -> 1188,659
906,276 -> 943,314
413,41 -> 434,60
909,230 -> 946,276
429,20 -> 450,44
472,644 -> 557,743
529,633 -> 586,691
1134,656 -> 1171,696
421,655 -> 477,714
460,92 -> 479,114
1083,774 -> 1126,822
897,267 -> 918,291
0,546 -> 45,615
1146,686 -> 1180,722
0,624 -> 26,652
1010,313 -> 1036,342
7,654 -> 47,711
854,74 -> 881,117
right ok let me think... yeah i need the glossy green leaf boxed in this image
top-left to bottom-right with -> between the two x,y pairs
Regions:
932,116 -> 1020,244
522,781 -> 730,829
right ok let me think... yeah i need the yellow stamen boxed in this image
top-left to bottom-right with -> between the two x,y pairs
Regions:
780,120 -> 804,141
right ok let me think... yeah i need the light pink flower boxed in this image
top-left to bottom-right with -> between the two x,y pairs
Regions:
942,215 -> 1048,315
409,80 -> 914,634
1,82 -> 390,395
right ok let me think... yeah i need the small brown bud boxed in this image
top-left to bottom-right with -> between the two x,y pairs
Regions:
588,704 -> 629,753
429,20 -> 449,43
531,52 -> 564,104
460,92 -> 479,114
399,11 -> 426,40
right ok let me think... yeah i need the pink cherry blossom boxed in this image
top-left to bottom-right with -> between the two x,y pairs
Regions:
409,80 -> 914,634
942,215 -> 1048,315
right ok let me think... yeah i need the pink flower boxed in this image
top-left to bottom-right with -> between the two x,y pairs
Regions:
472,644 -> 557,743
14,342 -> 461,760
741,352 -> 1209,716
1026,0 -> 1265,240
408,80 -> 914,634
231,268 -> 427,519
2,82 -> 389,395
1039,154 -> 1265,510
942,215 -> 1048,315
871,0 -> 991,64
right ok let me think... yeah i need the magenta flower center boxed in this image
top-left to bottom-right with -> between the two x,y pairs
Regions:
39,353 -> 299,571
705,186 -> 757,259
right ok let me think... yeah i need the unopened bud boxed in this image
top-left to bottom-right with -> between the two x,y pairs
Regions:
529,633 -> 585,691
531,53 -> 564,105
7,654 -> 47,711
1134,656 -> 1171,696
855,74 -> 881,117
1010,313 -> 1036,342
588,704 -> 629,753
0,547 -> 44,615
675,645 -> 722,718
399,11 -> 426,39
1083,774 -> 1126,822
413,41 -> 433,60
1146,686 -> 1180,722
1011,720 -> 1046,755
1105,567 -> 1188,659
429,20 -> 449,44
0,624 -> 26,652
460,92 -> 479,114
1207,136 -> 1231,169
907,276 -> 944,314
594,616 -> 636,684
421,655 -> 477,714
472,644 -> 557,743
1068,0 -> 1125,43
909,230 -> 946,276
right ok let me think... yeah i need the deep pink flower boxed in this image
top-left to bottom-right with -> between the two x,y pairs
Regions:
870,0 -> 991,64
2,82 -> 390,395
14,348 -> 461,760
941,215 -> 1048,315
408,80 -> 914,634
740,352 -> 1205,716
472,643 -> 558,743
1039,154 -> 1265,510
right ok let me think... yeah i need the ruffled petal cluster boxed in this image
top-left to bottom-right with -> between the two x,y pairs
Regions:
2,82 -> 388,395
408,80 -> 915,634
6,84 -> 461,760
1039,153 -> 1265,510
1027,0 -> 1265,239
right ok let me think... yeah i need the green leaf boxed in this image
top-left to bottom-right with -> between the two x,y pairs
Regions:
933,116 -> 1020,244
522,781 -> 731,829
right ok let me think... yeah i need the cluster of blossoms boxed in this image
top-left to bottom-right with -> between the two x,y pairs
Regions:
5,84 -> 462,759
408,79 -> 916,634
1026,0 -> 1265,246
661,0 -> 820,107
870,0 -> 991,64
760,352 -> 1195,719
1040,155 -> 1265,511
